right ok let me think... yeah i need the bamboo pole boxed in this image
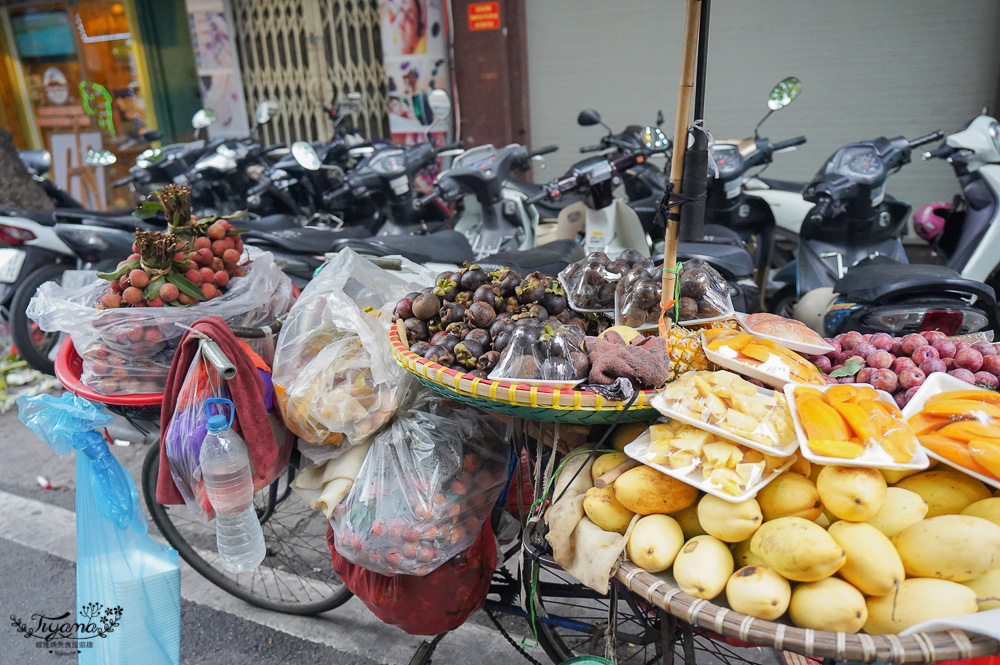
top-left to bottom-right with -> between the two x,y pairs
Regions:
660,0 -> 702,320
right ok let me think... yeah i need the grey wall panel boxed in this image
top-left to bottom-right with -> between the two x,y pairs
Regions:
526,0 -> 1000,238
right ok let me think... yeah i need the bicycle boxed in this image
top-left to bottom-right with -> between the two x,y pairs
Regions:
53,325 -> 353,616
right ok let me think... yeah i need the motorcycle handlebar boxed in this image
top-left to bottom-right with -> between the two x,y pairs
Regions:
323,183 -> 352,203
110,174 -> 136,188
523,187 -> 554,206
247,179 -> 272,198
263,143 -> 287,153
530,144 -> 559,158
922,145 -> 952,160
909,131 -> 945,149
413,190 -> 440,210
579,144 -> 603,153
808,196 -> 834,225
772,136 -> 807,151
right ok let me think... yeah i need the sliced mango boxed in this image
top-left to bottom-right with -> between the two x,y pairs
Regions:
798,398 -> 852,441
920,435 -> 997,479
926,390 -> 1000,407
969,438 -> 1000,479
794,387 -> 829,404
852,385 -> 879,403
825,385 -> 859,405
834,401 -> 881,443
808,438 -> 865,459
740,343 -> 776,364
907,412 -> 952,436
881,425 -> 918,464
924,399 -> 1000,421
938,420 -> 1000,443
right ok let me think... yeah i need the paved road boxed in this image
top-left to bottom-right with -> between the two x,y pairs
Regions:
0,408 -> 531,665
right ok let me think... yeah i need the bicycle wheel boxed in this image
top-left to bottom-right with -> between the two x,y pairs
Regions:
141,441 -> 352,615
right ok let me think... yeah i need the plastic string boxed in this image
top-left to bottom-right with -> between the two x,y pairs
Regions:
661,261 -> 683,323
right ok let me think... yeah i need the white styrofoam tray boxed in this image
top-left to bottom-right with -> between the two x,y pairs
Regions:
784,382 -> 930,470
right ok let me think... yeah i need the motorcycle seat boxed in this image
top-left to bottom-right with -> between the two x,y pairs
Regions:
19,150 -> 51,177
332,230 -> 475,264
758,177 -> 807,193
835,258 -> 996,304
246,225 -> 371,254
52,209 -> 138,223
675,239 -> 755,281
701,223 -> 744,246
484,239 -> 586,276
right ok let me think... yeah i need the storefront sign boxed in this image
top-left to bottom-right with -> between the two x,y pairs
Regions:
468,2 -> 500,31
43,67 -> 69,104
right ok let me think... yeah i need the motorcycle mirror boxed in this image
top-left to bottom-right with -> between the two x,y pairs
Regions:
767,76 -> 802,111
577,109 -> 602,127
428,89 -> 452,121
291,141 -> 322,171
656,110 -> 665,127
191,108 -> 216,129
255,100 -> 279,124
142,130 -> 162,142
85,149 -> 117,167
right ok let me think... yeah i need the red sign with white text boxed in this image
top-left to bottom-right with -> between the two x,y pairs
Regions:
468,2 -> 500,31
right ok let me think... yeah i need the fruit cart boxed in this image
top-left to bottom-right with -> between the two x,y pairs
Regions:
390,317 -> 1000,665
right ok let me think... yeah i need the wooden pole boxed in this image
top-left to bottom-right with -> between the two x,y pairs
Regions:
660,0 -> 702,321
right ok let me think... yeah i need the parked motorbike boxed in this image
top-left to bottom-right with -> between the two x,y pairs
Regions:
917,113 -> 1000,290
18,150 -> 83,209
709,77 -> 807,294
778,129 -> 997,336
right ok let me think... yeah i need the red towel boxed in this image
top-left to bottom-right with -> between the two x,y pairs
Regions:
156,316 -> 280,505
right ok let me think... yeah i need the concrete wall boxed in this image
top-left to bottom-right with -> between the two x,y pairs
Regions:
526,0 -> 1000,237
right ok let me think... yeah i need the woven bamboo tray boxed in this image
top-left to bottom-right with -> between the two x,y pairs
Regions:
614,561 -> 1000,664
390,320 -> 661,424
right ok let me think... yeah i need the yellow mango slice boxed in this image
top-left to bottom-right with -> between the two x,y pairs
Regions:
834,402 -> 881,443
798,399 -> 852,441
825,385 -> 859,405
969,438 -> 1000,479
794,387 -> 829,404
938,420 -> 1000,443
808,438 -> 866,459
926,390 -> 1000,407
908,412 -> 952,435
920,435 -> 997,479
924,400 -> 1000,421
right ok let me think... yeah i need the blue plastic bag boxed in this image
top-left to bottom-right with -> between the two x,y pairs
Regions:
18,393 -> 181,665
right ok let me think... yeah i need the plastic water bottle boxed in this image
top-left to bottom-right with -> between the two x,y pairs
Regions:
200,398 -> 265,573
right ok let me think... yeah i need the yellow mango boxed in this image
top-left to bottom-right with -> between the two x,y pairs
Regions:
817,465 -> 886,522
865,579 -> 978,634
672,536 -> 734,600
670,503 -> 708,540
963,568 -> 1000,611
750,517 -> 845,582
731,538 -> 767,568
756,473 -> 823,521
583,487 -> 635,534
627,515 -> 685,573
788,578 -> 867,633
961,497 -> 1000,527
808,438 -> 865,459
827,521 -> 903,596
696,494 -> 763,543
865,487 -> 928,539
591,452 -> 631,484
892,514 -> 1000,581
614,465 -> 698,515
725,566 -> 791,621
894,469 -> 992,517
797,399 -> 852,441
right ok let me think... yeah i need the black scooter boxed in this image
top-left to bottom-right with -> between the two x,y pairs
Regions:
783,130 -> 997,336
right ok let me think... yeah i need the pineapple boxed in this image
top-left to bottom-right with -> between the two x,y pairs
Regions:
665,325 -> 710,381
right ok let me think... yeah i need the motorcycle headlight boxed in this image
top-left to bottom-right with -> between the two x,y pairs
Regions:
246,164 -> 266,180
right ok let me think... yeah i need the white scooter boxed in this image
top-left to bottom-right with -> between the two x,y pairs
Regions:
917,113 -> 1000,288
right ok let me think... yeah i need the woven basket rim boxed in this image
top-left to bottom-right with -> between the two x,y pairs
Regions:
389,319 -> 661,411
615,561 -> 999,664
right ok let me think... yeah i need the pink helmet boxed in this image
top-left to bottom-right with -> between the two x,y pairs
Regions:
914,202 -> 950,242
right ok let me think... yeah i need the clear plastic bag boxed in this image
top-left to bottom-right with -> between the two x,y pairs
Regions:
676,258 -> 734,324
27,248 -> 293,395
702,328 -> 826,386
272,249 -> 433,447
162,340 -> 292,521
558,251 -> 637,311
18,393 -> 180,665
488,321 -> 589,383
613,260 -> 663,328
330,397 -> 511,576
656,370 -> 797,451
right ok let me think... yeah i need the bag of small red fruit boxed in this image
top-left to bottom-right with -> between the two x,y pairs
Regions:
27,239 -> 293,396
330,394 -> 511,577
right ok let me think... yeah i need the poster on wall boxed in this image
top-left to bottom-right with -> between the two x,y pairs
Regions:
379,0 -> 452,144
186,0 -> 249,138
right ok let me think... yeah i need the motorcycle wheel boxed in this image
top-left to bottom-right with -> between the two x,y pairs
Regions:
768,283 -> 798,320
10,263 -> 66,375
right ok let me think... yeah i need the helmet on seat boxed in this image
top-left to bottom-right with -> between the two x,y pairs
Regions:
914,202 -> 950,242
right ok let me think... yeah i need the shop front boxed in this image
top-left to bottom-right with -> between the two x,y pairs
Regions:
1,0 -> 156,209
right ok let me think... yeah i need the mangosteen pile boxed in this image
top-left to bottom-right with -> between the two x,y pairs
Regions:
676,258 -> 731,322
394,265 -> 587,378
559,249 -> 649,311
614,255 -> 663,328
491,322 -> 590,382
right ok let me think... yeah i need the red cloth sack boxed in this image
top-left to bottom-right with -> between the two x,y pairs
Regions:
327,520 -> 497,636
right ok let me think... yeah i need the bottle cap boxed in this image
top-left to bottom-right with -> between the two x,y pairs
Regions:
207,413 -> 229,432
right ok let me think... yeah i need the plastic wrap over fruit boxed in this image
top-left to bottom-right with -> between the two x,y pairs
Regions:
27,248 -> 293,395
613,259 -> 663,327
329,397 -> 510,576
488,321 -> 589,383
559,249 -> 648,311
272,249 -> 433,447
675,258 -> 734,324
